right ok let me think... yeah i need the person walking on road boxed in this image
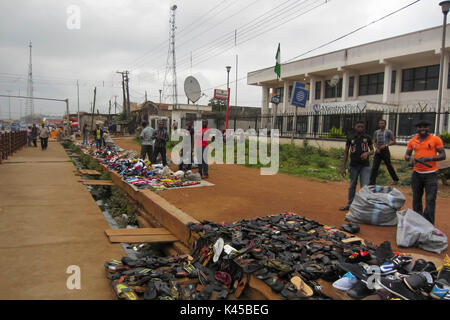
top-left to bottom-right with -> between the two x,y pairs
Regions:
152,121 -> 169,166
404,119 -> 446,225
140,121 -> 155,161
39,123 -> 50,150
26,126 -> 32,147
31,123 -> 38,147
340,121 -> 374,211
196,119 -> 210,179
82,123 -> 88,146
369,119 -> 400,185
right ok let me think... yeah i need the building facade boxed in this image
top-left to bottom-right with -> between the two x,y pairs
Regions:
247,25 -> 450,138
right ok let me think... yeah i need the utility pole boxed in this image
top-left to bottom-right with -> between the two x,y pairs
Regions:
6,90 -> 11,120
117,71 -> 127,118
108,99 -> 111,125
26,41 -> 34,119
90,87 -> 96,130
77,80 -> 80,130
114,95 -> 118,114
125,71 -> 130,116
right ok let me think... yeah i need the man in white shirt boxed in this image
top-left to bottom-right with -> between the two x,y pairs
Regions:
140,121 -> 155,161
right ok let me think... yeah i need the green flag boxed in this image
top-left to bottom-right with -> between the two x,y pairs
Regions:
274,43 -> 281,79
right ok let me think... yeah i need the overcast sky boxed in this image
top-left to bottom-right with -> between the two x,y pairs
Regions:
0,0 -> 443,119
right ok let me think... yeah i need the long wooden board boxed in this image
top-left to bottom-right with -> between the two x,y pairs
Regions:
105,227 -> 172,236
80,180 -> 114,186
78,169 -> 102,176
108,234 -> 178,243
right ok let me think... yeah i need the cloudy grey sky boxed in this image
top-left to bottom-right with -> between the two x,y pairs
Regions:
0,0 -> 443,119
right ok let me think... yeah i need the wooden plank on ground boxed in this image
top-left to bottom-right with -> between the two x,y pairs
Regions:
78,169 -> 102,176
80,180 -> 114,186
105,227 -> 172,236
108,234 -> 178,243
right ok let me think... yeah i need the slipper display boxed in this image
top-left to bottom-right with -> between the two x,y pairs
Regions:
77,143 -> 201,190
104,213 -> 446,301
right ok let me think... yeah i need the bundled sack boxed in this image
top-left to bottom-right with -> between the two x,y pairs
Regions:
345,186 -> 405,226
396,209 -> 448,254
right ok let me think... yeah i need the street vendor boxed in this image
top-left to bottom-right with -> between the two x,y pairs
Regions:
404,119 -> 446,225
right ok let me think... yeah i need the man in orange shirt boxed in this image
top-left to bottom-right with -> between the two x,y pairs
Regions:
405,119 -> 446,224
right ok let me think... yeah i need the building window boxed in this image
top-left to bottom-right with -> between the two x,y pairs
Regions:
325,78 -> 342,98
315,81 -> 321,99
289,85 -> 293,101
391,70 -> 396,94
348,76 -> 354,97
358,72 -> 384,96
401,65 -> 439,92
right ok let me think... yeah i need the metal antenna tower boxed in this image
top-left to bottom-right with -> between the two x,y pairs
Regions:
162,5 -> 178,108
26,41 -> 34,119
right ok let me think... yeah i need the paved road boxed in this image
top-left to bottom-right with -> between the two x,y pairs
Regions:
0,142 -> 124,299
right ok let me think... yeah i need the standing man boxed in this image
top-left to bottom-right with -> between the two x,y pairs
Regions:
340,121 -> 374,211
26,126 -> 32,147
369,119 -> 400,185
196,119 -> 210,179
152,121 -> 169,166
31,123 -> 38,147
39,123 -> 50,151
93,124 -> 103,149
82,123 -> 88,146
140,121 -> 154,161
405,120 -> 446,225
179,120 -> 194,171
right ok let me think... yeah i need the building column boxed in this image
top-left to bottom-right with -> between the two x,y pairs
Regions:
438,53 -> 450,133
382,63 -> 393,103
309,77 -> 316,105
341,71 -> 349,102
394,68 -> 401,104
261,85 -> 270,129
282,80 -> 292,113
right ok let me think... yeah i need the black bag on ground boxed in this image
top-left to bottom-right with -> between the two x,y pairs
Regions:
345,186 -> 405,226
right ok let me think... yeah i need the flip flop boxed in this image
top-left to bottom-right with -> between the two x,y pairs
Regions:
290,276 -> 314,297
112,281 -> 138,300
234,273 -> 249,298
213,237 -> 224,263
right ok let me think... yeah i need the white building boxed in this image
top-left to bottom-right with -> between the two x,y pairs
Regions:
247,25 -> 450,138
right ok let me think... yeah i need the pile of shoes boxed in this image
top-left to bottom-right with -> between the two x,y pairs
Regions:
104,213 -> 372,300
77,143 -> 201,190
104,212 -> 450,300
332,240 -> 450,300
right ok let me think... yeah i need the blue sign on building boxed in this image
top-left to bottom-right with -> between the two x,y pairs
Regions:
290,82 -> 309,108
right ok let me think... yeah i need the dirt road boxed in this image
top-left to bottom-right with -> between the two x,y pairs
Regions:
113,137 -> 449,258
0,142 -> 124,299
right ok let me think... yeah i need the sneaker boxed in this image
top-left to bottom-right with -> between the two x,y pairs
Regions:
378,275 -> 425,300
403,272 -> 433,292
375,241 -> 394,265
332,272 -> 358,291
430,282 -> 450,300
436,264 -> 450,287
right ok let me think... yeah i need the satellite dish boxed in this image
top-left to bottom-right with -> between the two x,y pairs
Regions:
184,76 -> 202,103
328,74 -> 340,87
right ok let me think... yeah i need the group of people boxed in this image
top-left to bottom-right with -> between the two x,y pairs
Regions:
139,119 -> 210,179
340,119 -> 446,225
26,123 -> 50,150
